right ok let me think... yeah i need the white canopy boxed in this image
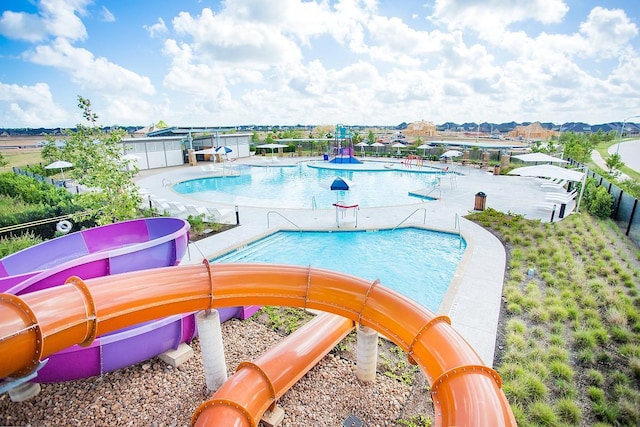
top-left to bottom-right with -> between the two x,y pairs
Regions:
513,153 -> 567,164
507,164 -> 584,182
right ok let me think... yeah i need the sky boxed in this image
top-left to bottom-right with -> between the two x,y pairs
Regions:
0,0 -> 639,128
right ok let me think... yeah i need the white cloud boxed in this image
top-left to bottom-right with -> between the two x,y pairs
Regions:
0,0 -> 89,42
0,10 -> 48,42
144,18 -> 168,38
101,6 -> 115,23
0,82 -> 71,127
579,7 -> 638,57
24,38 -> 155,96
430,0 -> 569,32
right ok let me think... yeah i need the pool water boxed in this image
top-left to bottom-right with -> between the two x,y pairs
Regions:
173,163 -> 441,208
211,228 -> 466,311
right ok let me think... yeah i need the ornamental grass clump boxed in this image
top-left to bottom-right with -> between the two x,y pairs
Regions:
466,210 -> 640,427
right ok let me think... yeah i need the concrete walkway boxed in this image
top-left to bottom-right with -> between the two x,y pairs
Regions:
135,157 -> 575,366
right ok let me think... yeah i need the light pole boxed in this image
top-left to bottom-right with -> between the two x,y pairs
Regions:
616,115 -> 640,155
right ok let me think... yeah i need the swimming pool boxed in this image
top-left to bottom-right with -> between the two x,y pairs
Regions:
212,228 -> 466,311
172,162 -> 442,209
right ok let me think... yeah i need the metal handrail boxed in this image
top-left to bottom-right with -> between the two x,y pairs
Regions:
392,207 -> 427,231
455,213 -> 462,248
311,196 -> 317,210
267,211 -> 302,231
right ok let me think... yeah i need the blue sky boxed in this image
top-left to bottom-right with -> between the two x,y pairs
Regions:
0,0 -> 639,128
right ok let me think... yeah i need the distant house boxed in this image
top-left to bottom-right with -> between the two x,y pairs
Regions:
403,120 -> 437,138
507,122 -> 558,141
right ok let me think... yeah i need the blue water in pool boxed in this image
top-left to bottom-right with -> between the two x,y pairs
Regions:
211,228 -> 466,311
173,163 -> 441,208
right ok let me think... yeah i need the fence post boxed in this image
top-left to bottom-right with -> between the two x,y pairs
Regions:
626,199 -> 638,236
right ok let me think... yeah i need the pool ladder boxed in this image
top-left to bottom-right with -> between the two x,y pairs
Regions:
392,208 -> 427,231
311,196 -> 317,210
267,211 -> 302,231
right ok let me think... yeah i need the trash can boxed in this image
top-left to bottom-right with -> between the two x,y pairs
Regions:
474,192 -> 487,211
323,154 -> 329,161
493,166 -> 501,175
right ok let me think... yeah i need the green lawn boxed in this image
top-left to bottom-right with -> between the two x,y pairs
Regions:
593,139 -> 640,182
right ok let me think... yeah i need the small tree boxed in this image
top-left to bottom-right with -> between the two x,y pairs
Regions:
367,130 -> 376,144
61,96 -> 141,225
0,152 -> 7,167
605,153 -> 625,177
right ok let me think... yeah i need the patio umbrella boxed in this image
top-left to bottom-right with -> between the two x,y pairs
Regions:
328,176 -> 353,202
513,153 -> 567,164
329,176 -> 352,191
215,146 -> 232,154
391,142 -> 406,155
355,141 -> 369,154
440,150 -> 463,158
417,144 -> 434,156
371,142 -> 384,154
45,160 -> 73,180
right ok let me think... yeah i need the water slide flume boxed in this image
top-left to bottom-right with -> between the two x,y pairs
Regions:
194,312 -> 354,426
0,262 -> 516,426
0,217 -> 212,382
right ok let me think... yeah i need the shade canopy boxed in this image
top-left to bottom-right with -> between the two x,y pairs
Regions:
354,142 -> 369,147
329,176 -> 352,191
417,144 -> 434,150
440,150 -> 463,158
513,153 -> 567,164
507,164 -> 584,182
256,143 -> 288,150
194,148 -> 217,155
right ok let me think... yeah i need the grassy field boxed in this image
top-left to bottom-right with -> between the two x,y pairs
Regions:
0,148 -> 44,172
469,209 -> 640,427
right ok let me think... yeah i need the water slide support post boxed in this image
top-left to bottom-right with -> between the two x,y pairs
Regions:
197,310 -> 228,391
356,326 -> 378,382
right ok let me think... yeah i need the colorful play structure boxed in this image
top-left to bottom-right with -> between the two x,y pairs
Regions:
0,218 -> 516,426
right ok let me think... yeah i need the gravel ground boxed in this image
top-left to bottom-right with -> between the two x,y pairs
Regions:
0,314 -> 433,426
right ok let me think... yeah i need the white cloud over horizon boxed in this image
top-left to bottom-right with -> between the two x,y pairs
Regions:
0,0 -> 638,128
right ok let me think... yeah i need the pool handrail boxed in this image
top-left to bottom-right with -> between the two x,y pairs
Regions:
392,207 -> 427,231
455,213 -> 463,249
266,211 -> 302,231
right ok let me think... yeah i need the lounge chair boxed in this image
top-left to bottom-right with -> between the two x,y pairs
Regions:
545,189 -> 577,203
540,179 -> 567,190
535,201 -> 558,211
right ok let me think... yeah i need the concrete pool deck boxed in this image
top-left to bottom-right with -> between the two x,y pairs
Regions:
135,156 -> 579,366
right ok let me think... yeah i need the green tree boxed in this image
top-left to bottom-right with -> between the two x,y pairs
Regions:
367,130 -> 376,144
0,152 -> 7,167
251,132 -> 260,143
605,153 -> 625,177
562,132 -> 596,163
61,96 -> 141,225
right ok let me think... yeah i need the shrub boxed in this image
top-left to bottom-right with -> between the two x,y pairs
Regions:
586,184 -> 614,219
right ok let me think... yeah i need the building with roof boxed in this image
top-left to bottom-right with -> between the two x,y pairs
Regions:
507,122 -> 558,141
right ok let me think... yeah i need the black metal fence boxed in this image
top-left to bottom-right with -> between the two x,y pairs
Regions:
567,159 -> 639,247
12,167 -> 86,194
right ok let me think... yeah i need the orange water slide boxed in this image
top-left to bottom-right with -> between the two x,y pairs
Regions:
0,262 -> 517,426
194,312 -> 354,426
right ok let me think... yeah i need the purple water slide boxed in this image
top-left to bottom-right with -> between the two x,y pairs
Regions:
0,217 -> 257,382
